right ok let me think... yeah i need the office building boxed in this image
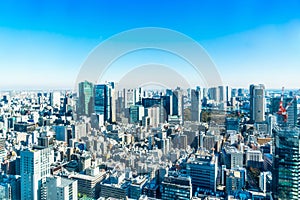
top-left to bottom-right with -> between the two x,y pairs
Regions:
222,146 -> 243,169
94,83 -> 115,123
250,84 -> 265,123
187,152 -> 218,193
224,167 -> 246,194
201,131 -> 216,151
272,127 -> 300,200
218,85 -> 225,103
208,87 -> 220,102
226,118 -> 239,132
246,150 -> 263,169
129,176 -> 148,199
20,147 -> 54,200
50,91 -> 61,108
0,175 -> 21,200
100,172 -> 130,199
173,88 -> 184,118
78,81 -> 94,116
259,171 -> 272,194
124,88 -> 135,108
191,89 -> 201,122
70,167 -> 106,199
130,105 -> 144,124
142,97 -> 166,123
46,176 -> 78,200
162,174 -> 192,200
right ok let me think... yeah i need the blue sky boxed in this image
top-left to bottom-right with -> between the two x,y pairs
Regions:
0,1 -> 300,89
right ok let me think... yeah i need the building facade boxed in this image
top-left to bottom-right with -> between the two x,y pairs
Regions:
272,127 -> 300,200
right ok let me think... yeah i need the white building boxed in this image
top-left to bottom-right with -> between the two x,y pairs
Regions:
46,176 -> 78,200
51,91 -> 61,108
146,106 -> 160,128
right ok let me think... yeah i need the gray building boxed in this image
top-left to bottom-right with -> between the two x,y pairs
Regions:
191,89 -> 201,122
250,84 -> 265,123
46,176 -> 78,200
222,146 -> 243,169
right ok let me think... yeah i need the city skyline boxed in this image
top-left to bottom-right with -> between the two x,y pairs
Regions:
1,1 -> 300,89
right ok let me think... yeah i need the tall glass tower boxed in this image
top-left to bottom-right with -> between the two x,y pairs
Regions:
94,83 -> 114,123
272,127 -> 300,199
78,81 -> 94,116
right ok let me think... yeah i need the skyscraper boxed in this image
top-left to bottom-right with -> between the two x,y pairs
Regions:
172,88 -> 184,118
50,91 -> 61,108
94,83 -> 115,123
130,105 -> 144,124
78,81 -> 94,116
191,89 -> 201,122
250,84 -> 265,123
124,89 -> 135,108
20,147 -> 54,200
272,127 -> 300,200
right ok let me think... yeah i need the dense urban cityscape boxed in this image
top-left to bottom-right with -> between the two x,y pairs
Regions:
0,83 -> 299,199
1,1 -> 300,200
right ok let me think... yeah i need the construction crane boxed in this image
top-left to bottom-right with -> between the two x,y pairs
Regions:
277,87 -> 299,123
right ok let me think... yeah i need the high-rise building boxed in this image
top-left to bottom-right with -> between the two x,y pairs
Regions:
226,86 -> 232,105
50,91 -> 61,108
46,176 -> 78,200
208,87 -> 220,102
161,95 -> 172,117
78,81 -> 94,116
142,97 -> 166,123
218,85 -> 225,103
94,83 -> 115,123
20,147 -> 54,200
0,175 -> 21,200
129,105 -> 144,124
173,88 -> 184,118
124,89 -> 135,108
110,82 -> 117,123
250,84 -> 265,123
135,87 -> 144,104
191,89 -> 201,122
272,127 -> 300,200
145,106 -> 160,128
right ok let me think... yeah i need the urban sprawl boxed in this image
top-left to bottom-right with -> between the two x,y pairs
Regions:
0,82 -> 299,200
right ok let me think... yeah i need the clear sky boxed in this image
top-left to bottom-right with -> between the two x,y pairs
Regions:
0,1 -> 300,90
